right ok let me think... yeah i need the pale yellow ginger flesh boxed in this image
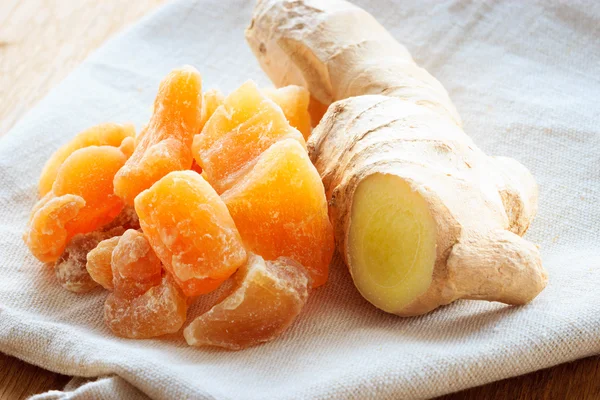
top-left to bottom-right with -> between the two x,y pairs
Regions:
349,174 -> 436,314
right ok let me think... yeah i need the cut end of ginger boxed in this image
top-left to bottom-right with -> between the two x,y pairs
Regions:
184,254 -> 310,350
348,173 -> 437,314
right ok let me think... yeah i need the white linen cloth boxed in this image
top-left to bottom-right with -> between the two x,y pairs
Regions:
0,0 -> 598,399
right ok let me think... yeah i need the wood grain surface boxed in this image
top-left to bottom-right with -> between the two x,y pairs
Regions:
0,1 -> 598,399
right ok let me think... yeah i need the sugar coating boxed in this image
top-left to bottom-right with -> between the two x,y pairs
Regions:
104,229 -> 187,339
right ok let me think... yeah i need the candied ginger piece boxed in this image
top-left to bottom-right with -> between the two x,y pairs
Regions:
86,236 -> 120,290
55,227 -> 125,293
198,88 -> 225,131
105,275 -> 187,339
38,123 -> 135,197
111,229 -> 162,298
222,139 -> 334,287
104,229 -> 187,339
23,194 -> 85,263
52,146 -> 128,234
264,85 -> 311,140
192,80 -> 305,193
184,254 -> 310,350
24,145 -> 129,263
114,66 -> 203,205
135,171 -> 247,297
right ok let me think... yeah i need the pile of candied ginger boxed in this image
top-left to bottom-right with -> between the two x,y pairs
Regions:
23,66 -> 334,350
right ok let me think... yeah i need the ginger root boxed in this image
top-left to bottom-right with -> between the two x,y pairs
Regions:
246,0 -> 547,315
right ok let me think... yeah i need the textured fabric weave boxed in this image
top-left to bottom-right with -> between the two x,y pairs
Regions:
0,0 -> 598,399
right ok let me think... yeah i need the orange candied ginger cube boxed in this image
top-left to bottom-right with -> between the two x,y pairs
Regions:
38,123 -> 135,197
86,235 -> 120,290
134,171 -> 247,297
192,80 -> 305,193
114,66 -> 203,205
198,88 -> 225,131
222,139 -> 334,287
24,145 -> 131,263
264,85 -> 312,140
104,229 -> 187,338
184,254 -> 310,350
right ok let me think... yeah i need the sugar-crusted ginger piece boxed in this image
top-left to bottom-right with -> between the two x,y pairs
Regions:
55,227 -> 125,293
222,139 -> 334,287
86,236 -> 120,290
104,229 -> 187,338
114,66 -> 203,205
192,80 -> 305,193
247,0 -> 547,316
24,145 -> 131,263
184,254 -> 310,350
135,170 -> 247,297
38,123 -> 135,197
264,85 -> 311,139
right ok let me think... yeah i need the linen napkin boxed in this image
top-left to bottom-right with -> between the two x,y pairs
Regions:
1,0 -> 599,399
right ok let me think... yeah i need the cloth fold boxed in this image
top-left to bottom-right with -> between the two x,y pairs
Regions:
1,0 -> 598,399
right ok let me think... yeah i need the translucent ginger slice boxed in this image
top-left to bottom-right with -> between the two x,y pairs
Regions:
184,254 -> 310,350
222,139 -> 334,287
104,230 -> 187,338
114,66 -> 203,205
38,123 -> 135,197
192,80 -> 305,193
264,85 -> 311,139
135,171 -> 247,297
55,227 -> 125,293
86,236 -> 120,290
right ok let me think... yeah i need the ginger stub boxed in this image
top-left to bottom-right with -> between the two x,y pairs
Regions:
184,254 -> 310,350
114,66 -> 203,205
134,170 -> 247,297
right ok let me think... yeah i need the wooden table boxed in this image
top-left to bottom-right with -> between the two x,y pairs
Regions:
0,1 -> 598,399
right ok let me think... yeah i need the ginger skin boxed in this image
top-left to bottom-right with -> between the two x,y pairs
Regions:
246,0 -> 547,315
